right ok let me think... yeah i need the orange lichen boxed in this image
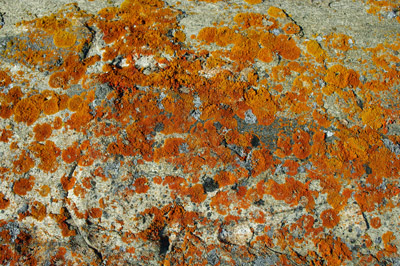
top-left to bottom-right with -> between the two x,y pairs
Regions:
0,70 -> 12,87
197,27 -> 217,45
30,201 -> 47,221
53,30 -> 77,48
327,33 -> 353,52
13,176 -> 35,196
233,13 -> 265,29
370,217 -> 381,229
267,177 -> 316,210
51,207 -> 76,237
13,98 -> 40,126
38,185 -> 51,197
306,40 -> 326,62
13,150 -> 35,174
210,191 -> 231,215
61,143 -> 79,164
89,208 -> 103,219
283,22 -> 300,35
184,184 -> 207,203
274,35 -> 301,60
360,106 -> 385,129
214,171 -> 237,187
320,209 -> 340,228
257,47 -> 273,63
33,123 -> 53,141
29,140 -> 61,173
317,236 -> 352,265
292,129 -> 311,160
0,193 -> 10,210
48,72 -> 69,89
134,177 -> 150,194
324,64 -> 349,89
60,175 -> 76,191
267,6 -> 286,18
53,116 -> 63,129
43,96 -> 59,115
243,0 -> 262,5
67,95 -> 83,112
382,231 -> 397,254
0,129 -> 13,142
215,27 -> 237,47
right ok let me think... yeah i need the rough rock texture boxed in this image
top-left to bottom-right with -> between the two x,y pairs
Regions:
0,0 -> 399,265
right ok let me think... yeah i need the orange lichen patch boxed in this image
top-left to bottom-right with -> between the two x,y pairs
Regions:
73,184 -> 87,198
324,64 -> 349,90
210,191 -> 231,215
60,175 -> 76,191
0,129 -> 13,142
29,140 -> 61,173
320,209 -> 340,228
173,30 -> 186,43
282,160 -> 299,176
30,201 -> 47,221
77,154 -> 94,167
0,104 -> 13,119
214,171 -> 237,187
51,207 -> 76,237
370,217 -> 381,229
292,129 -> 311,160
230,38 -> 260,64
13,150 -> 35,174
360,106 -> 385,130
250,148 -> 274,176
244,86 -> 278,126
257,47 -> 273,63
184,184 -> 206,203
243,0 -> 262,5
267,6 -> 286,18
0,193 -> 10,210
275,132 -> 292,158
53,30 -> 77,48
89,208 -> 103,219
38,185 -> 51,197
13,98 -> 40,126
134,177 -> 150,194
0,70 -> 12,87
53,116 -> 63,129
326,191 -> 348,212
13,176 -> 35,196
48,72 -> 69,89
61,143 -> 79,164
233,13 -> 265,29
267,177 -> 316,210
382,231 -> 397,254
154,138 -> 186,161
43,96 -> 59,115
33,123 -> 53,141
326,33 -> 353,52
197,27 -> 217,45
306,40 -> 326,62
58,94 -> 69,110
316,236 -> 352,265
5,87 -> 23,105
283,22 -> 300,35
312,110 -> 331,128
274,35 -> 301,60
215,27 -> 238,47
67,95 -> 83,112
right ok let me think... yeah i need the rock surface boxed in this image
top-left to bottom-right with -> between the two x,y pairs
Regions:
0,0 -> 400,265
